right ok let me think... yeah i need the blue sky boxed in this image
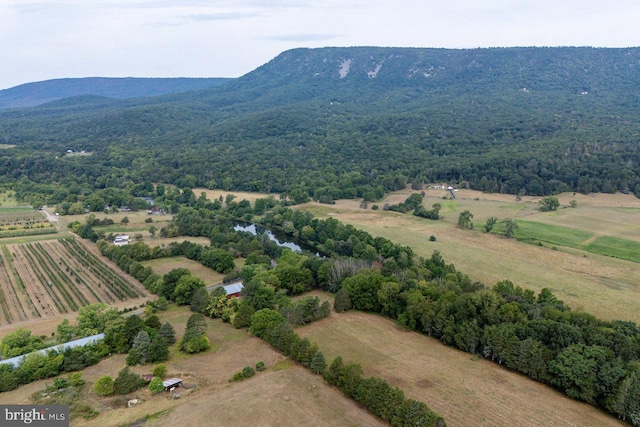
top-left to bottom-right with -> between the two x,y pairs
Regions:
1,0 -> 639,89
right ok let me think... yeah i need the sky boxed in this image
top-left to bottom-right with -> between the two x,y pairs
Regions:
1,0 -> 639,90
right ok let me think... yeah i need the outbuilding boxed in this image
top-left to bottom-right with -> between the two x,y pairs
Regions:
163,378 -> 183,392
223,282 -> 244,298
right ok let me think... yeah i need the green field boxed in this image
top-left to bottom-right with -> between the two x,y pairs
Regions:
488,219 -> 640,263
586,236 -> 640,263
495,220 -> 594,247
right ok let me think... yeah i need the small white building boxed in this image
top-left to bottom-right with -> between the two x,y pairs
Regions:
113,235 -> 130,246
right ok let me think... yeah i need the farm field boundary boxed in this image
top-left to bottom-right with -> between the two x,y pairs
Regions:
298,311 -> 624,427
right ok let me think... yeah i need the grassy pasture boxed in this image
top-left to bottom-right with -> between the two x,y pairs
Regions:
297,189 -> 640,323
298,311 -> 624,427
141,256 -> 226,287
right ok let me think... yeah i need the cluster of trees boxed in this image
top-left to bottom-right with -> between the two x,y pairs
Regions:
180,313 -> 210,354
0,303 -> 123,392
260,207 -> 415,268
325,253 -> 640,424
0,300 -> 179,394
93,367 -> 147,396
0,329 -> 46,358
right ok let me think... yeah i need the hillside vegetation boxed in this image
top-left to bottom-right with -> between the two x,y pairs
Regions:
0,47 -> 639,208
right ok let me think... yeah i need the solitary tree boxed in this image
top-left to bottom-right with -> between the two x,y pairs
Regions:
484,216 -> 498,233
503,219 -> 519,238
539,196 -> 560,212
148,377 -> 165,394
93,375 -> 114,396
152,364 -> 167,379
457,210 -> 474,229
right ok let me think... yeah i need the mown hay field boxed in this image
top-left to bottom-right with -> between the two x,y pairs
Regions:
298,310 -> 624,427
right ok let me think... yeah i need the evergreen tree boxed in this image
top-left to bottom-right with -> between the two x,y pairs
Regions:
147,337 -> 170,363
113,367 -> 146,395
126,330 -> 150,366
158,322 -> 176,345
310,350 -> 327,375
190,287 -> 209,313
93,375 -> 114,396
334,288 -> 352,313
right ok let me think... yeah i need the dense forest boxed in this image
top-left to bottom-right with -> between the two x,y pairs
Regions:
1,47 -> 640,207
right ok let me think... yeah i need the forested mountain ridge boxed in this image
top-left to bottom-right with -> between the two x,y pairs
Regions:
0,77 -> 232,109
1,47 -> 640,205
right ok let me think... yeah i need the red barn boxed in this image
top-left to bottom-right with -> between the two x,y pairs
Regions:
223,282 -> 244,299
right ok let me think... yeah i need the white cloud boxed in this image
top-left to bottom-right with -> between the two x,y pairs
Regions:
0,0 -> 639,89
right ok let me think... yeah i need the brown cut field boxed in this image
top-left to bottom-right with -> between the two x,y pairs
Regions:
298,311 -> 624,427
0,306 -> 384,427
193,188 -> 277,205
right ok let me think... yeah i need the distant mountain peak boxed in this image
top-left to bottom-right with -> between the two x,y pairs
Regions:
0,77 -> 233,109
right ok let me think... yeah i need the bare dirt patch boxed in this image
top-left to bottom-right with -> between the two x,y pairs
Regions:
298,311 -> 624,427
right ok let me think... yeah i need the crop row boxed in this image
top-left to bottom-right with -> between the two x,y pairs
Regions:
18,244 -> 68,314
31,242 -> 91,307
39,240 -> 111,305
21,243 -> 80,311
0,227 -> 56,239
0,257 -> 12,323
1,246 -> 29,319
59,238 -> 141,300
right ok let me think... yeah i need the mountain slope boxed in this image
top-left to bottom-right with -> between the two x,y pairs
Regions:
0,77 -> 232,109
0,47 -> 639,201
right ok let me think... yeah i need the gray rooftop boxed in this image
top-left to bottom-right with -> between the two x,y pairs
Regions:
223,282 -> 244,295
0,333 -> 105,368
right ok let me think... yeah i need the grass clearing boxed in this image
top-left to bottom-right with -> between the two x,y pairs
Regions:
141,257 -> 225,286
298,311 -> 624,427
